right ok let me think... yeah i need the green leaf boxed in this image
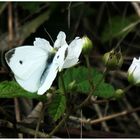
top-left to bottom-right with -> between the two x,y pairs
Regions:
59,66 -> 115,99
94,83 -> 115,99
101,15 -> 140,42
48,94 -> 66,121
59,67 -> 103,93
0,81 -> 47,101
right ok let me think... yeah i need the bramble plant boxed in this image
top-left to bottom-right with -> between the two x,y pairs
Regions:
2,31 -> 138,137
1,2 -> 140,138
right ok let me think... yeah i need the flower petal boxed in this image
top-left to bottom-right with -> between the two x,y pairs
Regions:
54,31 -> 67,49
34,38 -> 53,52
128,57 -> 140,84
62,58 -> 79,68
54,44 -> 68,71
128,58 -> 139,74
132,65 -> 140,83
63,37 -> 83,68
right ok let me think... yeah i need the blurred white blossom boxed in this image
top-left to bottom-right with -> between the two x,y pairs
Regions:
128,57 -> 140,85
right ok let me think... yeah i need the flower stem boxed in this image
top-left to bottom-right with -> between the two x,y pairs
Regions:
60,71 -> 66,95
47,72 -> 70,137
123,84 -> 133,93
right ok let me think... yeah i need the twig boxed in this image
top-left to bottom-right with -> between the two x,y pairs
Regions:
131,2 -> 140,17
48,113 -> 69,137
9,3 -> 22,134
14,98 -> 23,138
34,102 -> 45,138
90,98 -> 113,104
69,106 -> 140,125
14,2 -> 20,41
17,125 -> 49,138
91,96 -> 110,132
92,103 -> 110,132
64,122 -> 70,138
14,98 -> 21,123
123,97 -> 140,127
90,107 -> 140,124
0,119 -> 49,138
8,2 -> 13,48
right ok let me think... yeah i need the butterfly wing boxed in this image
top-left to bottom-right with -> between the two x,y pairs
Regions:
5,46 -> 49,92
38,44 -> 68,95
5,46 -> 48,80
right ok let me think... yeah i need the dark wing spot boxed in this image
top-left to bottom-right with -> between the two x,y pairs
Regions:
57,55 -> 59,59
19,60 -> 23,64
5,49 -> 15,63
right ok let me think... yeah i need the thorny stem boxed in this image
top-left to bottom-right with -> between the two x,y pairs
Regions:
60,71 -> 69,110
60,71 -> 66,95
47,72 -> 70,137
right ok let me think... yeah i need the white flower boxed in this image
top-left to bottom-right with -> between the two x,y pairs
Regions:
36,31 -> 83,95
54,32 -> 83,69
128,57 -> 140,85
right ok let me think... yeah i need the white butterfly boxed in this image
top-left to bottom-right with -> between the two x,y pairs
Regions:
5,31 -> 83,95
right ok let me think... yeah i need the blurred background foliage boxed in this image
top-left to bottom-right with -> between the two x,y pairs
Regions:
0,2 -> 140,138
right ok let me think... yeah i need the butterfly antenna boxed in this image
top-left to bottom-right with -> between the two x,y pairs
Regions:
44,27 -> 54,44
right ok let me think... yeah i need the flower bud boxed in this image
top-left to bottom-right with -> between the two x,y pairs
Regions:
102,49 -> 123,70
128,57 -> 140,85
114,89 -> 125,99
68,80 -> 77,91
82,36 -> 93,55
